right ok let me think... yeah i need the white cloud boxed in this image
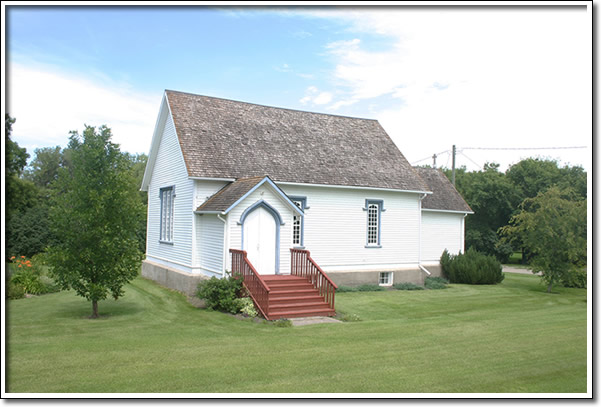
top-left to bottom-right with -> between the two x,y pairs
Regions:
302,8 -> 592,171
313,91 -> 333,105
274,63 -> 291,72
7,62 -> 160,155
299,86 -> 332,106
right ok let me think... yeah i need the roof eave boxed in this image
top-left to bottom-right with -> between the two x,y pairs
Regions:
141,92 -> 171,191
222,176 -> 304,217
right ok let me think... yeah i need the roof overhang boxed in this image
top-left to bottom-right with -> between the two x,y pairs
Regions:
194,176 -> 304,217
422,208 -> 474,215
141,92 -> 171,191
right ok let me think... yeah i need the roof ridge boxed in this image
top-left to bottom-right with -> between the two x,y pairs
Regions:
164,89 -> 379,122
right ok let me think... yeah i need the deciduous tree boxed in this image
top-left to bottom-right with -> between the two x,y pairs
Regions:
500,187 -> 586,292
48,125 -> 143,318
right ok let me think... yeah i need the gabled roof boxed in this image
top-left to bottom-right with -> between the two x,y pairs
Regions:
195,176 -> 303,216
163,90 -> 430,192
413,167 -> 473,213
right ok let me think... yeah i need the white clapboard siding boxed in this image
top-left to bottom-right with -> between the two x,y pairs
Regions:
421,211 -> 465,262
146,113 -> 195,271
279,185 -> 421,270
227,184 -> 296,274
197,214 -> 225,274
194,180 -> 229,209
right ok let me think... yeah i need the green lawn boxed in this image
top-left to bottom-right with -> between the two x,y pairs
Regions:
6,273 -> 587,394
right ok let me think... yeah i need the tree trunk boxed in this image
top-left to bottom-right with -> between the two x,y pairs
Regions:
91,300 -> 99,319
547,282 -> 553,293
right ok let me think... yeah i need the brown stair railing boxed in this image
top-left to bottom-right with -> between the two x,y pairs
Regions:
230,249 -> 270,319
290,248 -> 337,311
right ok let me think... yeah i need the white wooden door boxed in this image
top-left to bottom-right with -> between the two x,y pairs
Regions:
243,207 -> 277,274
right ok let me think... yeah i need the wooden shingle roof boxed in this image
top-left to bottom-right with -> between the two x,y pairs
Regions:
166,90 -> 429,192
195,177 -> 265,213
413,167 -> 473,213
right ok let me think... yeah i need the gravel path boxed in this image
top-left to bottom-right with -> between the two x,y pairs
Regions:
503,266 -> 541,275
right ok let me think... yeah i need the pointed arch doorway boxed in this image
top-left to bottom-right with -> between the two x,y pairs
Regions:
241,201 -> 282,275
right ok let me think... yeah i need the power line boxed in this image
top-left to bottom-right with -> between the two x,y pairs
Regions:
458,151 -> 481,169
462,146 -> 587,151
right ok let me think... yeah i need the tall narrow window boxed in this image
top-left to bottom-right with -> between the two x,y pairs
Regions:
364,199 -> 384,247
160,186 -> 175,243
367,203 -> 379,244
290,197 -> 306,247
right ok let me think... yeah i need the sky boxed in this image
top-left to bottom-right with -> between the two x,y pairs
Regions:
4,3 -> 593,173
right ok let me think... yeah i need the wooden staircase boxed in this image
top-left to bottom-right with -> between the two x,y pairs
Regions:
262,275 -> 336,320
230,248 -> 337,321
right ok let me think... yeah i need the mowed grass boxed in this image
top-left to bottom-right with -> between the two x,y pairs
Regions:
6,273 -> 587,394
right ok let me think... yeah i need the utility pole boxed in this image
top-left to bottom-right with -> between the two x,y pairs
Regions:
432,153 -> 437,168
451,145 -> 456,185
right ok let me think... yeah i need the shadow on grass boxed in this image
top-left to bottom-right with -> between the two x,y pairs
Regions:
54,298 -> 144,320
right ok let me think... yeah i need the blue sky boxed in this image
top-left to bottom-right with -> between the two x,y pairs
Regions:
5,4 -> 592,172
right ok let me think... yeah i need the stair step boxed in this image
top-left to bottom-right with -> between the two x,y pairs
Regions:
262,275 -> 306,281
269,289 -> 319,297
265,279 -> 313,287
267,284 -> 316,292
270,295 -> 325,304
269,301 -> 329,310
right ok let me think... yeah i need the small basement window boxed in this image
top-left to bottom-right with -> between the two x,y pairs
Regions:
379,272 -> 393,286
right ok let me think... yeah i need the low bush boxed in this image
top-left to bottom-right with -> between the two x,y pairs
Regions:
425,277 -> 448,290
6,255 -> 60,296
561,268 -> 587,289
235,297 -> 258,317
393,282 -> 424,290
356,284 -> 386,292
7,281 -> 25,300
273,319 -> 292,328
337,286 -> 357,293
11,271 -> 47,295
196,274 -> 244,314
441,248 -> 504,285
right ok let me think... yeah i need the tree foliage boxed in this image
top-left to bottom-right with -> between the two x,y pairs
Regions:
24,146 -> 65,190
47,125 -> 144,318
500,187 -> 587,292
5,114 -> 34,218
444,163 -> 519,262
445,158 -> 587,265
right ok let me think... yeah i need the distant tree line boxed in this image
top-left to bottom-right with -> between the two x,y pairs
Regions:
436,158 -> 586,287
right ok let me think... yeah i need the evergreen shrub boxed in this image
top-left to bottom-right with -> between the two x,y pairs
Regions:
441,248 -> 504,285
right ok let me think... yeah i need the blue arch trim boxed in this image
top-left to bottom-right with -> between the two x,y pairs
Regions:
239,200 -> 282,274
238,200 -> 285,226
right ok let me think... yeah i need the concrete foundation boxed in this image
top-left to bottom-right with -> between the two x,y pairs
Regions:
422,264 -> 444,278
327,267 -> 426,287
141,259 -> 209,296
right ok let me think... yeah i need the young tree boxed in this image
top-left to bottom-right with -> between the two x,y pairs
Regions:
500,187 -> 587,292
48,125 -> 143,318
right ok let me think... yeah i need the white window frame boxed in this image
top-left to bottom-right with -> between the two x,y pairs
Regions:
363,199 -> 385,248
289,196 -> 307,247
379,272 -> 393,286
159,186 -> 175,243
